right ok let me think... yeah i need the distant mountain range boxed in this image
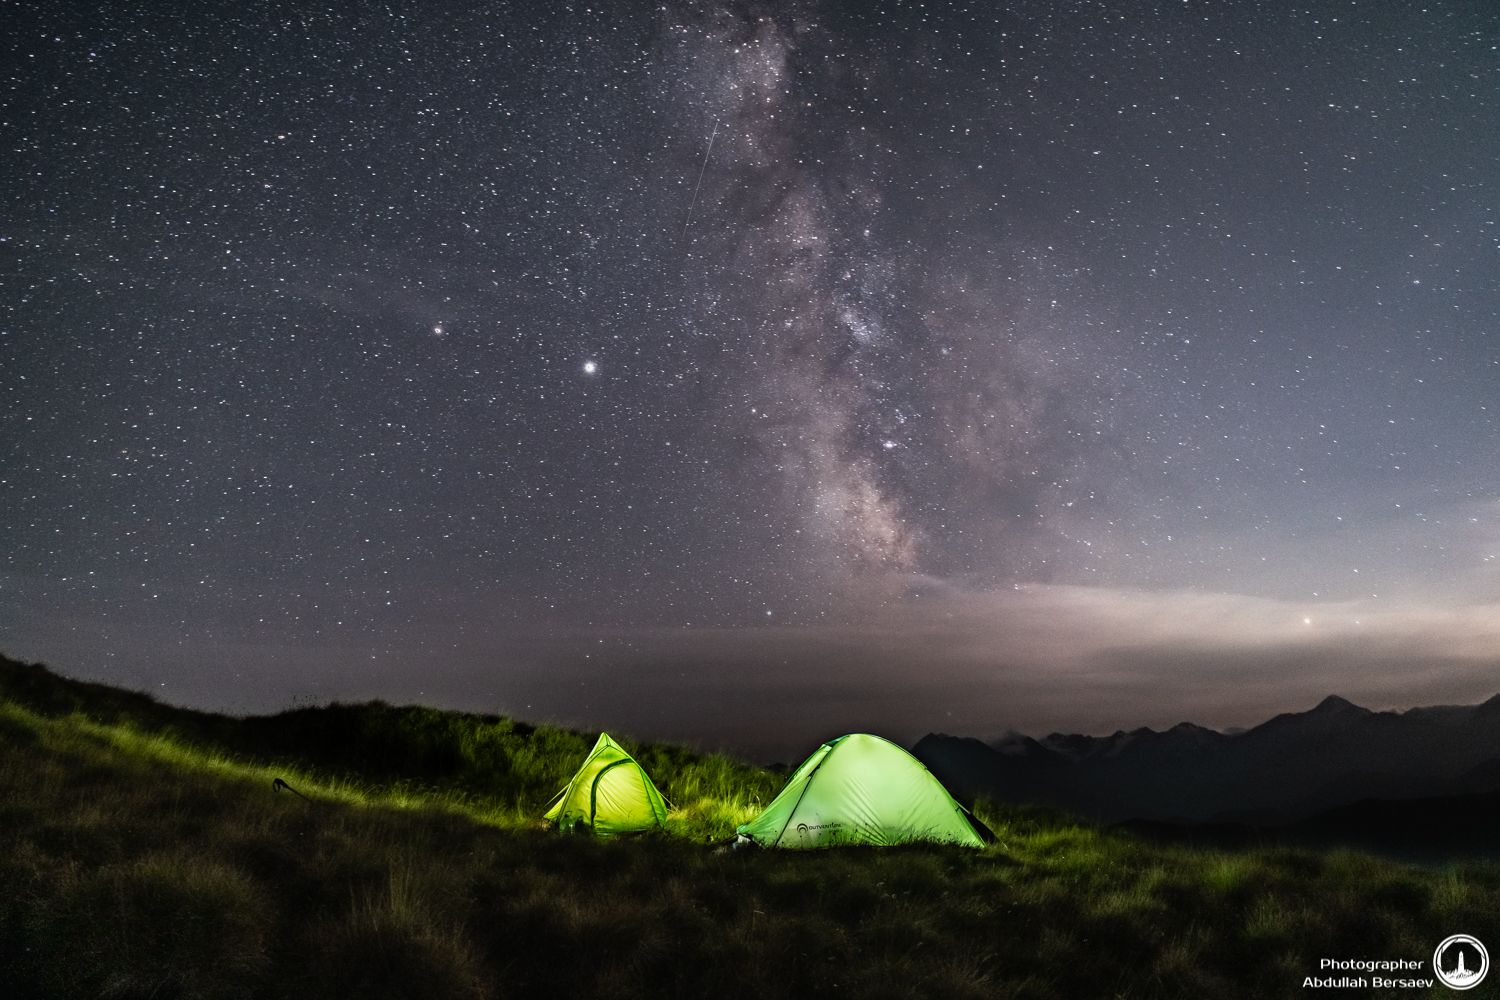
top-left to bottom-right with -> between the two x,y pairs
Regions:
913,694 -> 1500,830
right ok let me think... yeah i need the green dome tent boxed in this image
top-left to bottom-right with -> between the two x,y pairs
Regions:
543,733 -> 670,836
737,734 -> 989,849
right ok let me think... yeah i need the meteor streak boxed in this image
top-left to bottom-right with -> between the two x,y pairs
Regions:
682,119 -> 717,238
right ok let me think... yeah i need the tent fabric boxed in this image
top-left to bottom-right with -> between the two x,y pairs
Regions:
737,734 -> 986,849
543,733 -> 670,836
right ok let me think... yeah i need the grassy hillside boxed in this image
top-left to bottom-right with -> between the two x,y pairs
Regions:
2,656 -> 1497,999
0,655 -> 779,839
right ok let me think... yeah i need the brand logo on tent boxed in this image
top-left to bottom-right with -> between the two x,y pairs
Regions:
795,822 -> 842,837
1434,935 -> 1488,990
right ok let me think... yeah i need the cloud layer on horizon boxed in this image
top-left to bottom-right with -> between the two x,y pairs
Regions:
7,579 -> 1498,760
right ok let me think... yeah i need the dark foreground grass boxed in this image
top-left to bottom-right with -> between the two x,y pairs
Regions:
2,661 -> 1498,998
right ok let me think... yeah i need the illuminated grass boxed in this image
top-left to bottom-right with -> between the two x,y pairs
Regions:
0,699 -> 775,840
0,655 -> 783,839
5,657 -> 1500,998
0,701 -> 487,818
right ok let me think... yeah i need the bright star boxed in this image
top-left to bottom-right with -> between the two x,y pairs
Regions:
583,361 -> 597,374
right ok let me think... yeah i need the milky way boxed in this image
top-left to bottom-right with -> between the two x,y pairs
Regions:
4,1 -> 1499,757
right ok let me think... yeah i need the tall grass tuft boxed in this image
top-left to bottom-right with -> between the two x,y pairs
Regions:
301,856 -> 489,999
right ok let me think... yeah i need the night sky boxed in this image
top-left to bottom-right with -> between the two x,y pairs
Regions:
4,1 -> 1499,760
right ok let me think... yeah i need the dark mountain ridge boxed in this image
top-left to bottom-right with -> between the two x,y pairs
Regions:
914,693 -> 1500,824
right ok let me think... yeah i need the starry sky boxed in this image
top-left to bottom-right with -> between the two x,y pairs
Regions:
4,0 -> 1499,759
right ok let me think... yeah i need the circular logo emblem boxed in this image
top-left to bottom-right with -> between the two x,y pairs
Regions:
1434,935 -> 1489,990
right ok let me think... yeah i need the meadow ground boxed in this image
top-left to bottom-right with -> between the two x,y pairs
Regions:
0,656 -> 1495,999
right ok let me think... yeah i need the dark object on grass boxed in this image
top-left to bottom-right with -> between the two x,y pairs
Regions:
272,777 -> 313,802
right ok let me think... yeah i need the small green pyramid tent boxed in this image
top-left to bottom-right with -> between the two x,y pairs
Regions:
737,733 -> 988,849
543,733 -> 670,836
